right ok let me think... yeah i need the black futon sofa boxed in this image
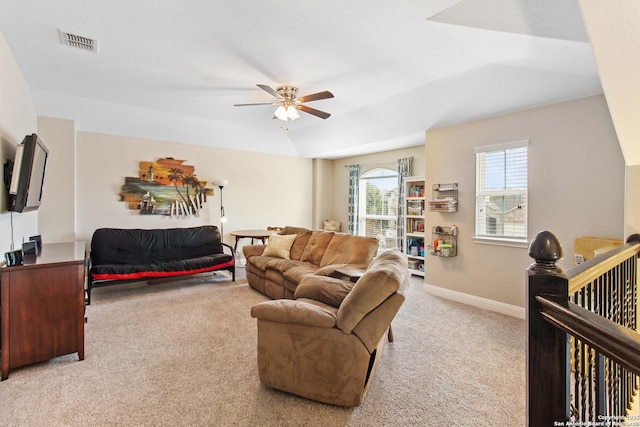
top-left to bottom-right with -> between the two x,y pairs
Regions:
87,225 -> 234,304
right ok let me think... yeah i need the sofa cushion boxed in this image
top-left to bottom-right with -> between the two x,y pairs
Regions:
300,230 -> 334,265
289,230 -> 313,261
265,258 -> 309,273
336,250 -> 406,334
313,264 -> 348,276
91,254 -> 233,282
320,233 -> 379,267
91,226 -> 223,266
265,268 -> 286,286
263,278 -> 286,299
283,263 -> 321,286
263,233 -> 297,259
279,226 -> 313,261
248,256 -> 278,272
295,275 -> 355,308
280,226 -> 312,236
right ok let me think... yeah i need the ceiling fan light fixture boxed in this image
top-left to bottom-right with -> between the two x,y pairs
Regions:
274,105 -> 288,121
274,103 -> 300,122
286,105 -> 299,120
238,84 -> 333,121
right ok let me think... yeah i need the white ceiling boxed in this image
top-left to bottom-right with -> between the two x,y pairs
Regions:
0,0 -> 602,159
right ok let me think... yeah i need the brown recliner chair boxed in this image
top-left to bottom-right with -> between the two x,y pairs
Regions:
250,249 -> 409,407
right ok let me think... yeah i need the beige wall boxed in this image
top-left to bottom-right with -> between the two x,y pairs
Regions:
425,95 -> 625,307
578,1 -> 640,237
0,32 -> 38,253
312,159 -> 334,230
72,131 -> 313,247
331,145 -> 426,231
36,130 -> 424,246
37,116 -> 76,243
626,165 -> 640,236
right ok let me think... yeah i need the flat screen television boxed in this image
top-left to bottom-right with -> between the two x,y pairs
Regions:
8,133 -> 49,212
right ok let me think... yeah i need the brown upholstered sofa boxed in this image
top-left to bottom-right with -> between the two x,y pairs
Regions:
242,226 -> 379,299
250,249 -> 409,406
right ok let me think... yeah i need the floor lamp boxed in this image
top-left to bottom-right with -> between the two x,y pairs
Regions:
215,180 -> 228,239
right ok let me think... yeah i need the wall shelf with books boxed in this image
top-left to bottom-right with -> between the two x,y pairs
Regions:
429,183 -> 458,212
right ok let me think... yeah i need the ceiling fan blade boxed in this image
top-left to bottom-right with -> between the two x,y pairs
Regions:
298,91 -> 334,103
257,84 -> 282,99
233,102 -> 276,106
299,105 -> 331,119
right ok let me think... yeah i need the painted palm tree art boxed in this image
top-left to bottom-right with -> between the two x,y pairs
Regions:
168,168 -> 189,205
182,174 -> 199,198
119,158 -> 214,216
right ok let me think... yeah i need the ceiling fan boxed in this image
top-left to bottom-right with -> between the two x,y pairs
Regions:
234,84 -> 334,121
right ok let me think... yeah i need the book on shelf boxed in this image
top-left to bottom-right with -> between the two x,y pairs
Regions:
428,198 -> 457,212
406,218 -> 425,233
407,200 -> 423,215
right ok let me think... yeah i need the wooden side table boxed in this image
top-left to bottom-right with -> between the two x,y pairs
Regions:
229,229 -> 273,253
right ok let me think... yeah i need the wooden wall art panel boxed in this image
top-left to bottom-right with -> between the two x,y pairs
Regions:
119,157 -> 214,217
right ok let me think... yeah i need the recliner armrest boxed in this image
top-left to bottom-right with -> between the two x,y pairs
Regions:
250,299 -> 337,328
243,244 -> 266,259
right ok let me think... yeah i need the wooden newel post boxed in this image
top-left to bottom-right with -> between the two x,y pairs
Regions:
526,230 -> 570,426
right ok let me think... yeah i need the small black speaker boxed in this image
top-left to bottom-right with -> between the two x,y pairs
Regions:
22,241 -> 37,255
29,234 -> 42,249
4,249 -> 23,266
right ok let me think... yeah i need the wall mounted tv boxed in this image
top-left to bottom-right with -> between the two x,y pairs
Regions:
8,133 -> 49,212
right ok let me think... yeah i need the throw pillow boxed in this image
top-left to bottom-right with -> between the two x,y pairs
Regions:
262,233 -> 297,259
323,220 -> 341,232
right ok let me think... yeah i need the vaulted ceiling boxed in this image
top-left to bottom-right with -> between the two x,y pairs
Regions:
0,0 -> 602,159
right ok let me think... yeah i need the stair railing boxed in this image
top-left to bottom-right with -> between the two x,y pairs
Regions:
527,230 -> 640,426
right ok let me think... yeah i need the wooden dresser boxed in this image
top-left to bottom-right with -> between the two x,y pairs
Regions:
1,241 -> 86,380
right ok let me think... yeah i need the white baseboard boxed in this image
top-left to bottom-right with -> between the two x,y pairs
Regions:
423,284 -> 525,319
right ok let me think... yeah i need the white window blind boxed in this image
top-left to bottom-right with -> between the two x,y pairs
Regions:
475,141 -> 528,241
358,168 -> 398,251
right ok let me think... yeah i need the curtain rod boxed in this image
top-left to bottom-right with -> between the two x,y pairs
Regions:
343,156 -> 413,168
344,161 -> 388,168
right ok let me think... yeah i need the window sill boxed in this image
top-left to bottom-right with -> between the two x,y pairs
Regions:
471,236 -> 529,249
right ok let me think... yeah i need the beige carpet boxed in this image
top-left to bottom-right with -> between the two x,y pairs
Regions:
0,272 -> 525,426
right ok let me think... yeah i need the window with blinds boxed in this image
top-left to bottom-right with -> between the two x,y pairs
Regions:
475,141 -> 528,241
358,168 -> 398,251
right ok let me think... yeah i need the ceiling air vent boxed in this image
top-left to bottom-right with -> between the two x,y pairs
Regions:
58,30 -> 98,53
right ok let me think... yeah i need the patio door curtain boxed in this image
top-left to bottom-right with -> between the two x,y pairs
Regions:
347,164 -> 360,235
396,157 -> 413,248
